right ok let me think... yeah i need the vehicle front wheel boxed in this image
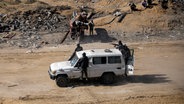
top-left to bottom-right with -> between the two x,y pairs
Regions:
56,76 -> 68,87
101,73 -> 115,84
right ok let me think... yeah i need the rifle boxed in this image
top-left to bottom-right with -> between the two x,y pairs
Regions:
111,43 -> 118,46
111,43 -> 119,48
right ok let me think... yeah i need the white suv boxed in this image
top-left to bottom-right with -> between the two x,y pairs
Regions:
48,48 -> 134,87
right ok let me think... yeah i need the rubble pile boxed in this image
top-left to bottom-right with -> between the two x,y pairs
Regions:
1,5 -> 70,33
0,5 -> 71,48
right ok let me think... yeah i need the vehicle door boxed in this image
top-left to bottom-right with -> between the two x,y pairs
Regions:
126,49 -> 134,75
71,65 -> 81,78
88,56 -> 107,78
107,56 -> 125,75
70,56 -> 81,78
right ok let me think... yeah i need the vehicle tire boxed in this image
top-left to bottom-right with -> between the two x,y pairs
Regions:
56,75 -> 68,87
101,73 -> 115,84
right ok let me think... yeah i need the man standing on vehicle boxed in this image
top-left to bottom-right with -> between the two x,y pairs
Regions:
114,41 -> 131,64
75,43 -> 83,52
69,43 -> 83,60
78,52 -> 89,81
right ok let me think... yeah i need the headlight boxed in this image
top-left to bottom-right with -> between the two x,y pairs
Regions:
49,66 -> 56,74
52,70 -> 56,74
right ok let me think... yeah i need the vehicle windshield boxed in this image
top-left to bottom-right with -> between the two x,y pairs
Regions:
70,55 -> 79,66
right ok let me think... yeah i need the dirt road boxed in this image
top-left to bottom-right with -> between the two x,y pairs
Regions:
0,42 -> 184,104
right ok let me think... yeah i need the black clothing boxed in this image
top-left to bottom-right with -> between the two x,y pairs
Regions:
89,21 -> 94,35
118,44 -> 124,50
115,41 -> 123,50
124,45 -> 131,64
81,68 -> 88,80
79,56 -> 89,69
142,1 -> 148,8
147,0 -> 152,5
115,42 -> 131,65
75,46 -> 83,52
78,55 -> 89,79
161,0 -> 168,9
68,45 -> 83,60
129,3 -> 137,11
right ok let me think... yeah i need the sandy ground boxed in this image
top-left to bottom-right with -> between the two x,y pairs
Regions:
0,41 -> 184,104
0,0 -> 184,103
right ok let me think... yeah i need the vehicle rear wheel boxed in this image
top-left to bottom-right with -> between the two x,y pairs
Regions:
56,76 -> 68,87
101,73 -> 115,84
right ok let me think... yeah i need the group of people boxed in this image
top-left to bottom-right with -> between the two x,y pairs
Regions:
114,41 -> 131,65
70,11 -> 94,39
129,0 -> 171,11
69,43 -> 89,81
129,0 -> 152,11
129,0 -> 153,11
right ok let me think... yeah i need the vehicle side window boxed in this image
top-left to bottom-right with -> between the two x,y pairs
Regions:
108,56 -> 121,64
93,57 -> 106,65
88,58 -> 92,66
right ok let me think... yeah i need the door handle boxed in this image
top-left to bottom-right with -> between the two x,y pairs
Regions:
117,67 -> 121,69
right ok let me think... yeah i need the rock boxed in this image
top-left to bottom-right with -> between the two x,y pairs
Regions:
26,50 -> 33,53
0,38 -> 6,44
117,13 -> 127,23
0,5 -> 71,48
91,0 -> 99,3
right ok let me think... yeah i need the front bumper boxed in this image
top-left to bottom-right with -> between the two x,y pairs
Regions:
48,70 -> 56,80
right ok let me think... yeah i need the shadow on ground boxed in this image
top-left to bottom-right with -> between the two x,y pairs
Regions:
80,28 -> 116,44
124,74 -> 171,84
66,74 -> 171,88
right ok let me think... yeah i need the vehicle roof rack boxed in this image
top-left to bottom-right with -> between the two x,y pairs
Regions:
104,49 -> 112,53
91,50 -> 95,52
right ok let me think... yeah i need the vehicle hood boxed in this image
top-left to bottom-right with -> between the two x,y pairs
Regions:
50,61 -> 72,71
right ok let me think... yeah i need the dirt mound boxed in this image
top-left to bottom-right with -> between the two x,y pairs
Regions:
93,1 -> 184,43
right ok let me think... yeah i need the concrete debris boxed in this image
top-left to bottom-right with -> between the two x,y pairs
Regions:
3,33 -> 16,39
0,5 -> 70,48
117,13 -> 127,23
0,38 -> 6,44
114,11 -> 122,16
26,50 -> 33,54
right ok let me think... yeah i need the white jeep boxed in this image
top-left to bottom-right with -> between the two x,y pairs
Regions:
48,48 -> 134,87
